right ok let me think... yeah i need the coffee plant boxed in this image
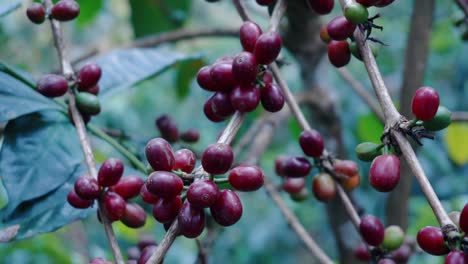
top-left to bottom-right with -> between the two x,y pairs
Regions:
0,0 -> 467,263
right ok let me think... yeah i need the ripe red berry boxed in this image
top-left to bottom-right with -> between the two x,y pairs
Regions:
261,83 -> 285,112
445,251 -> 466,264
121,203 -> 147,228
230,85 -> 261,112
312,173 -> 336,202
282,156 -> 312,178
140,184 -> 159,204
97,158 -> 124,187
137,245 -> 157,264
210,63 -> 237,91
232,52 -> 258,87
37,74 -> 69,97
84,84 -> 100,95
152,196 -> 182,223
210,190 -> 243,226
137,236 -> 157,250
103,192 -> 126,221
145,138 -> 175,171
51,0 -> 80,21
333,159 -> 359,177
459,203 -> 468,233
374,0 -> 395,7
274,156 -> 289,176
187,180 -> 219,208
299,129 -> 325,157
180,129 -> 200,143
155,114 -> 179,143
359,215 -> 385,246
77,63 -> 102,90
390,244 -> 412,263
26,3 -> 46,24
173,149 -> 196,173
240,21 -> 263,52
207,92 -> 235,118
308,0 -> 334,14
109,176 -> 144,200
283,177 -> 306,194
411,86 -> 440,121
201,143 -> 234,175
197,66 -> 218,91
229,165 -> 264,192
146,171 -> 183,198
369,154 -> 400,192
417,226 -> 449,255
74,175 -> 101,200
327,16 -> 357,41
353,243 -> 371,261
328,40 -> 351,68
204,99 -> 227,123
356,0 -> 379,7
178,202 -> 206,238
67,189 -> 94,209
254,32 -> 282,65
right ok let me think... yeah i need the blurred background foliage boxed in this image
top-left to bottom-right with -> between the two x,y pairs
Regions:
0,0 -> 467,263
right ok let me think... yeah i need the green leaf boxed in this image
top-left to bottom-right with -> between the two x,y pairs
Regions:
76,0 -> 103,27
445,123 -> 468,166
0,1 -> 21,18
356,112 -> 384,143
128,0 -> 191,38
288,118 -> 302,139
175,58 -> 205,101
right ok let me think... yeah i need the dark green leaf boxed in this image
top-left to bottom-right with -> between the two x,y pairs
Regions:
355,112 -> 384,143
0,1 -> 21,18
76,0 -> 103,27
288,118 -> 302,139
175,58 -> 205,101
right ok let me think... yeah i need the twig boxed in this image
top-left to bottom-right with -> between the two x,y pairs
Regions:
454,0 -> 468,23
195,239 -> 208,264
43,1 -> 124,263
452,111 -> 468,122
232,0 -> 252,22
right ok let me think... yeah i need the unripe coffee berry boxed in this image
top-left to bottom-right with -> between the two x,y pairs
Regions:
98,158 -> 124,187
75,92 -> 101,116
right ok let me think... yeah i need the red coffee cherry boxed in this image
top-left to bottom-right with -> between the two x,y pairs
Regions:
109,176 -> 144,200
84,84 -> 100,95
356,0 -> 380,7
210,190 -> 243,226
229,165 -> 264,192
51,0 -> 80,21
341,173 -> 361,191
232,52 -> 258,87
299,129 -> 325,158
26,3 -> 46,24
67,189 -> 94,209
173,149 -> 196,173
103,192 -> 126,221
187,180 -> 219,208
77,63 -> 102,90
201,143 -> 234,175
197,66 -> 218,92
145,138 -> 175,171
262,71 -> 274,85
369,154 -> 400,192
180,129 -> 200,143
328,40 -> 351,68
152,196 -> 182,223
121,203 -> 146,228
207,92 -> 235,118
146,171 -> 183,198
353,243 -> 371,261
261,83 -> 285,112
74,175 -> 101,200
210,63 -> 237,91
178,202 -> 206,238
137,236 -> 157,250
411,86 -> 440,121
327,16 -> 357,41
374,0 -> 395,7
359,215 -> 385,246
333,159 -> 359,177
283,177 -> 306,194
445,251 -> 466,264
312,173 -> 336,202
240,21 -> 263,52
282,156 -> 312,178
37,74 -> 69,98
308,0 -> 334,15
254,32 -> 282,65
98,158 -> 124,187
458,203 -> 468,233
155,114 -> 179,143
417,226 -> 450,255
378,259 -> 396,264
137,245 -> 158,264
390,244 -> 412,263
230,85 -> 261,112
203,99 -> 227,123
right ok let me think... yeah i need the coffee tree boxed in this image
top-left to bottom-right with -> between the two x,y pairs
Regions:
0,0 -> 467,263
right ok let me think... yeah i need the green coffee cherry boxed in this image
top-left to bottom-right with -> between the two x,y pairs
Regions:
382,225 -> 405,251
344,3 -> 369,24
76,92 -> 101,116
422,106 -> 451,131
355,142 -> 383,162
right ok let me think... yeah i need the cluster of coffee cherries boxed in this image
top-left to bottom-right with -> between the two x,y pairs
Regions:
143,137 -> 264,238
124,236 -> 161,264
26,0 -> 80,25
197,21 -> 285,122
155,114 -> 200,144
67,158 -> 147,229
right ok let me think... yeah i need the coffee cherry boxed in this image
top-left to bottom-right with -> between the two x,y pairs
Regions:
417,226 -> 449,255
103,192 -> 126,221
232,52 -> 258,87
308,0 -> 334,15
204,99 -> 227,123
210,190 -> 242,226
77,63 -> 102,90
328,40 -> 351,68
423,106 -> 451,131
207,92 -> 235,118
98,158 -> 124,187
261,83 -> 285,112
378,259 -> 396,264
140,184 -> 159,204
312,173 -> 336,202
327,16 -> 357,41
445,251 -> 466,264
74,175 -> 101,200
282,156 -> 312,178
146,171 -> 183,198
369,154 -> 400,192
152,196 -> 182,223
290,188 -> 309,202
26,3 -> 46,24
230,85 -> 261,112
356,0 -> 379,7
333,159 -> 359,177
240,21 -> 263,52
229,165 -> 264,192
353,243 -> 371,261
37,74 -> 68,97
75,92 -> 101,116
187,180 -> 219,208
459,203 -> 468,233
374,0 -> 395,7
383,225 -> 405,251
145,138 -> 175,171
137,236 -> 157,250
109,176 -> 144,200
411,86 -> 440,121
355,142 -> 383,162
210,63 -> 237,91
344,2 -> 369,24
359,215 -> 385,246
121,203 -> 146,228
197,66 -> 218,91
341,173 -> 360,191
180,129 -> 200,143
178,202 -> 206,238
262,71 -> 273,85
299,129 -> 325,158
283,177 -> 306,194
156,115 -> 179,143
67,189 -> 94,208
256,0 -> 274,6
84,84 -> 100,95
275,156 -> 288,177
51,0 -> 80,21
89,258 -> 113,264
173,149 -> 196,173
137,245 -> 158,264
390,244 -> 412,263
320,25 -> 331,43
201,143 -> 234,175
254,32 -> 282,65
